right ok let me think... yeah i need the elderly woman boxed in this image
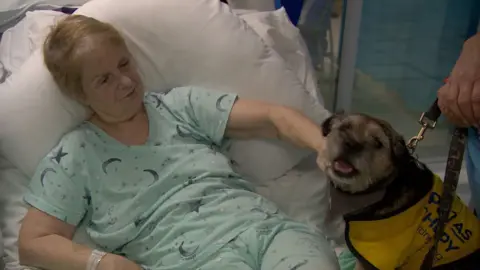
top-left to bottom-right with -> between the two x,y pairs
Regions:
18,15 -> 338,270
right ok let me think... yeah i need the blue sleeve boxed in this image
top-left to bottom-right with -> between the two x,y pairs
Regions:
466,128 -> 480,215
24,135 -> 88,226
149,87 -> 238,146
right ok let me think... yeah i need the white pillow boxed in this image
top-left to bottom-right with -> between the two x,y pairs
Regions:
0,0 -> 330,181
238,7 -> 323,104
0,50 -> 89,177
227,0 -> 275,12
0,156 -> 29,270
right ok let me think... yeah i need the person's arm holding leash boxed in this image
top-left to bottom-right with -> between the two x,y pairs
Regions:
437,32 -> 480,216
437,32 -> 480,127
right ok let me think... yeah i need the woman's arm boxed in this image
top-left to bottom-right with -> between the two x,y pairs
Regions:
19,207 -> 140,270
225,98 -> 325,152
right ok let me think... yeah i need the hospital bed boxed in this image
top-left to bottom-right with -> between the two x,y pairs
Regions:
0,1 -> 347,269
1,1 -> 475,270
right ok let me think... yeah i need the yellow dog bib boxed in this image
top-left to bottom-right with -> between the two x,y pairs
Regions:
345,175 -> 480,269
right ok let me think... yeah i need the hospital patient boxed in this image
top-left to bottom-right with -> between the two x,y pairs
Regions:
18,15 -> 339,270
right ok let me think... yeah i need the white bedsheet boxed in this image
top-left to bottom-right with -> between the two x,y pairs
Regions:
237,7 -> 323,105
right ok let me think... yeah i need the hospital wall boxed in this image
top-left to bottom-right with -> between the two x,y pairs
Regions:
355,0 -> 480,113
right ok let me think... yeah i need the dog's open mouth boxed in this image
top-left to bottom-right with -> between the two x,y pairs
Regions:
332,159 -> 358,177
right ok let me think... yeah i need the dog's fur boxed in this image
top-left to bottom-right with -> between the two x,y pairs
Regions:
317,112 -> 424,216
318,112 -> 479,269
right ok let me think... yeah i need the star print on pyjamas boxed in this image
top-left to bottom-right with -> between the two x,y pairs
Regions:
83,187 -> 92,206
134,216 -> 149,227
207,143 -> 219,155
145,222 -> 157,233
255,223 -> 275,236
151,94 -> 163,108
162,93 -> 234,156
161,157 -> 174,167
186,199 -> 204,213
39,146 -> 69,187
51,146 -> 68,164
107,217 -> 118,226
176,125 -> 206,142
182,178 -> 196,188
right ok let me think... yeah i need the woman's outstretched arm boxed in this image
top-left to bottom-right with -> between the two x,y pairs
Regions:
18,207 -> 141,270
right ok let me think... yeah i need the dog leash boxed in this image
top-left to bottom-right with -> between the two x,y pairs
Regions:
406,79 -> 468,270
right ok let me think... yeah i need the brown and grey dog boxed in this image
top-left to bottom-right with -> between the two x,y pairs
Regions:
318,112 -> 480,270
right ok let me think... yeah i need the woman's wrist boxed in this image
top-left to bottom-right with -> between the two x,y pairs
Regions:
97,253 -> 142,270
96,253 -> 116,270
87,250 -> 107,270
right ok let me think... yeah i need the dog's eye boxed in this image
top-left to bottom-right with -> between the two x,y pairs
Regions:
373,137 -> 383,149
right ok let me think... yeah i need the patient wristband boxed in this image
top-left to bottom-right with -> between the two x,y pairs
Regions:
87,249 -> 107,270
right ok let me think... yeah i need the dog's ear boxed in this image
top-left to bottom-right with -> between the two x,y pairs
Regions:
322,111 -> 346,136
321,115 -> 335,136
376,118 -> 411,164
391,136 -> 410,163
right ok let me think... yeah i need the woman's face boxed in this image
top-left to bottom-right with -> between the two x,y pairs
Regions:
80,39 -> 144,122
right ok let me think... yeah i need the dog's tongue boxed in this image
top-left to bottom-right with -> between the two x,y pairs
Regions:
333,160 -> 354,173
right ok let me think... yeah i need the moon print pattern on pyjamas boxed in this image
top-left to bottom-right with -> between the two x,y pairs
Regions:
23,87 -> 296,269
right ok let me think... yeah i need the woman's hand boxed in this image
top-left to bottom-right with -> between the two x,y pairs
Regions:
98,254 -> 143,270
438,33 -> 480,127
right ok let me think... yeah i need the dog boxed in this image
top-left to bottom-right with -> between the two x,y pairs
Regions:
317,112 -> 480,270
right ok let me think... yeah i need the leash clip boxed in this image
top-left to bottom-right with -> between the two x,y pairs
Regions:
407,78 -> 447,154
407,112 -> 437,153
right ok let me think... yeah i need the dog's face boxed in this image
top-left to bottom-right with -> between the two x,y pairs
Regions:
318,113 -> 409,194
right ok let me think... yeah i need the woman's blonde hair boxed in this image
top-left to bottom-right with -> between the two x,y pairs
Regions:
43,15 -> 127,102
